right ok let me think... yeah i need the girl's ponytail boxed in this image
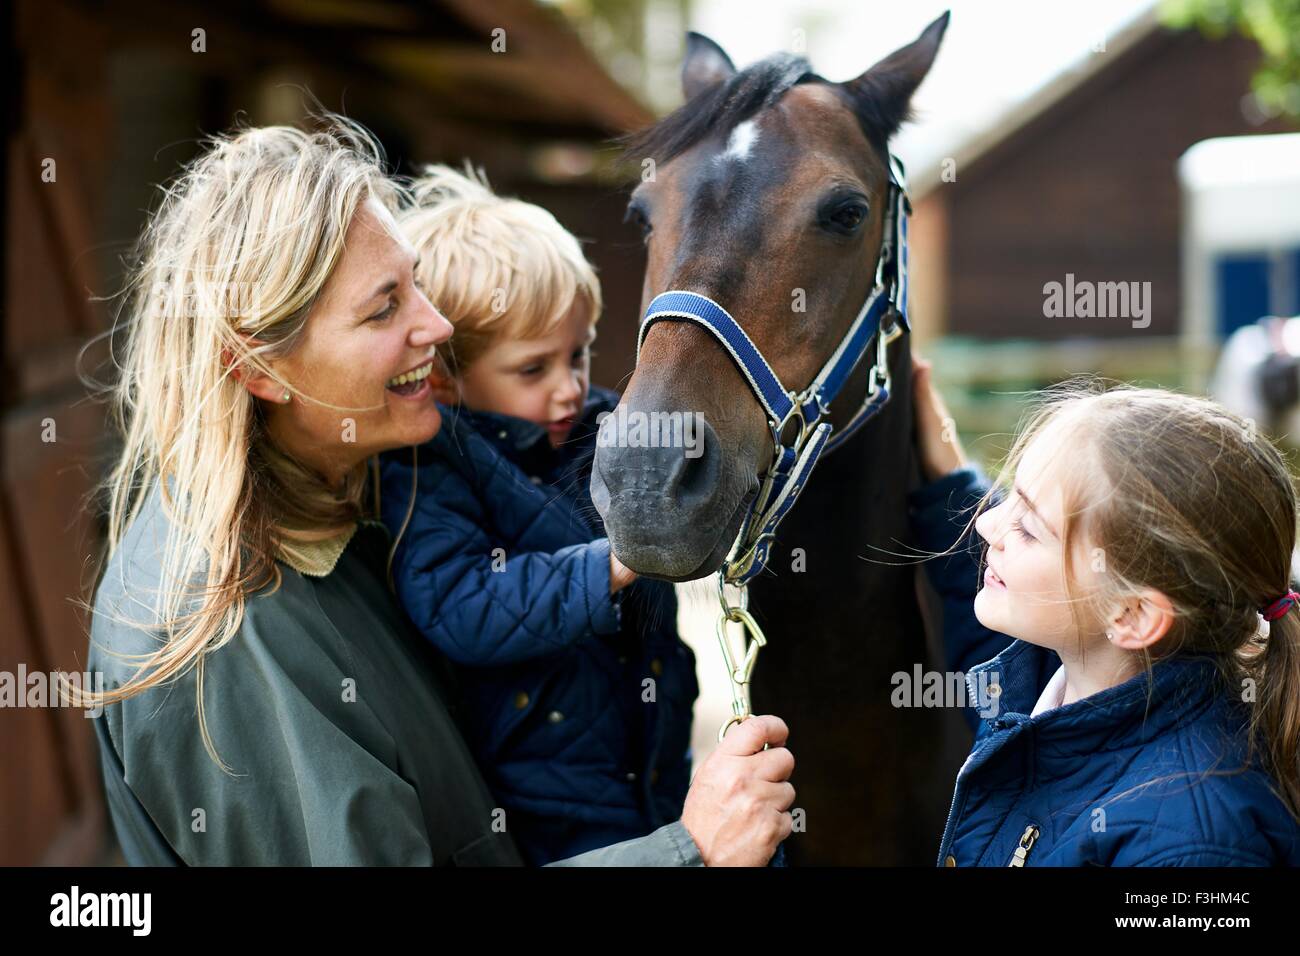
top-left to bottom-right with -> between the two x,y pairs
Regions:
1251,593 -> 1300,820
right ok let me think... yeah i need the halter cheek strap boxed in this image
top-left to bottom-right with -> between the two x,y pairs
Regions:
633,154 -> 913,585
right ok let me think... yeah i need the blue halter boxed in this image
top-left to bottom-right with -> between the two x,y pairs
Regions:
635,155 -> 912,585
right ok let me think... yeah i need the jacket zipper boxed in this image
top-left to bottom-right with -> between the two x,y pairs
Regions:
937,669 -> 1002,864
1007,824 -> 1040,866
936,670 -> 984,864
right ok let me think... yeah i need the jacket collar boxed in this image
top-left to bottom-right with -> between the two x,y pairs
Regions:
276,519 -> 391,578
967,639 -> 1224,760
277,526 -> 358,577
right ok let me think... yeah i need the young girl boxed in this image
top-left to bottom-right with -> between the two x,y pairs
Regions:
909,355 -> 1300,866
378,166 -> 698,865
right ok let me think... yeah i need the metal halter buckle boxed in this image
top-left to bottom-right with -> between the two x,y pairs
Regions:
867,313 -> 903,398
775,396 -> 813,451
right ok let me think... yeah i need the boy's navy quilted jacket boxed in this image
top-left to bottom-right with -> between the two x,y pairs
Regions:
910,465 -> 1300,866
378,385 -> 698,865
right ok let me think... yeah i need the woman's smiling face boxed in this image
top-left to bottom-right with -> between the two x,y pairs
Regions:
973,420 -> 1101,651
260,198 -> 453,478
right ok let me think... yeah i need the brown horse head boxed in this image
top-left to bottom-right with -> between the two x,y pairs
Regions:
591,13 -> 949,581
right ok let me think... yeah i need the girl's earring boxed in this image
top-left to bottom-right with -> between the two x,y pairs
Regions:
282,390 -> 291,403
1105,631 -> 1115,642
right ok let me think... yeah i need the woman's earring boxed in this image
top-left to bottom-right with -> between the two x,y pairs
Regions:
1105,631 -> 1115,642
282,390 -> 291,403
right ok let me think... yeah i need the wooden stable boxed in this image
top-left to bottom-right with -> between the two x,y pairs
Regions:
908,10 -> 1295,346
2,0 -> 653,866
903,11 -> 1297,465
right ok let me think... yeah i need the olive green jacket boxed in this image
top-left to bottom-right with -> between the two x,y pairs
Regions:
89,485 -> 701,866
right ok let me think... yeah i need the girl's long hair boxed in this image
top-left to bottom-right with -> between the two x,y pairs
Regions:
942,378 -> 1300,820
79,116 -> 398,771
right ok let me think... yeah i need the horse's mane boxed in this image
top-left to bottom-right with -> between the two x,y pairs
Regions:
619,53 -> 823,164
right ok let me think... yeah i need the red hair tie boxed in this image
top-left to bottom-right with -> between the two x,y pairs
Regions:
1261,590 -> 1300,622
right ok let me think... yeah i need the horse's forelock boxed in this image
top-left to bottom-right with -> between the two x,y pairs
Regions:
620,53 -> 822,166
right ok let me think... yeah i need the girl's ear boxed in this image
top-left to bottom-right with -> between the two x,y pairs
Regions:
1108,589 -> 1175,650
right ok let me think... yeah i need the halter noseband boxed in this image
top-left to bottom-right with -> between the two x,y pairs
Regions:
634,154 -> 913,586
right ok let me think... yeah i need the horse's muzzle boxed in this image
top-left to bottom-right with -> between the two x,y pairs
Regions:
590,413 -> 753,581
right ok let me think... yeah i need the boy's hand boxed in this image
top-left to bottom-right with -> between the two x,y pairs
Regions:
609,551 -> 637,593
912,351 -> 969,482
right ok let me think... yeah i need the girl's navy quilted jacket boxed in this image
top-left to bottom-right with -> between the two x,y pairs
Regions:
910,465 -> 1300,866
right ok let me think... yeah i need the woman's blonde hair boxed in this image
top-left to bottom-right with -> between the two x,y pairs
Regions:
400,164 -> 601,375
951,377 -> 1300,819
81,116 -> 398,770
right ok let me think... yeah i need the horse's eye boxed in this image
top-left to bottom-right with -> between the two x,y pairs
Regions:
624,203 -> 652,240
827,202 -> 868,233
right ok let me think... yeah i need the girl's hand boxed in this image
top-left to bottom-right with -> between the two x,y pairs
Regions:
912,351 -> 969,482
609,551 -> 638,593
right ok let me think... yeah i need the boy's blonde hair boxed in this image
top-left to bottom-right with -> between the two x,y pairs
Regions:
948,378 -> 1300,820
400,164 -> 602,374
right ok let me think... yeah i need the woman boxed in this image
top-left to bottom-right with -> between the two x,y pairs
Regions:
85,117 -> 795,866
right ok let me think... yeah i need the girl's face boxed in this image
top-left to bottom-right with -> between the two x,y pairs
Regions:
973,423 -> 1099,652
457,296 -> 594,448
261,198 -> 454,478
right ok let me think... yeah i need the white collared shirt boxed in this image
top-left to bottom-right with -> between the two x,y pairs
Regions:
1030,665 -> 1068,717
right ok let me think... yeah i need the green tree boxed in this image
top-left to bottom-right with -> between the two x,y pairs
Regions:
1162,0 -> 1300,120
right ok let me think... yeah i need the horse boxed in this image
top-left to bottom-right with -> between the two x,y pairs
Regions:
590,13 -> 973,865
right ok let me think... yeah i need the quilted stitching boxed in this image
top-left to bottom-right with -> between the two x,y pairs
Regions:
379,386 -> 698,865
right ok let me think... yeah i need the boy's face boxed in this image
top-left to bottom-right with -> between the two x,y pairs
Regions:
458,296 -> 595,448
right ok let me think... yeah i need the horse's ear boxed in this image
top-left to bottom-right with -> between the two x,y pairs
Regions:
840,11 -> 949,143
682,32 -> 737,100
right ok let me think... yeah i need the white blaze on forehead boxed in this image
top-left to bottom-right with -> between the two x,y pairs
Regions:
717,119 -> 759,165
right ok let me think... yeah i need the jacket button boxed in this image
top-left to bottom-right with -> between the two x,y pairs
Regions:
498,429 -> 509,440
944,855 -> 957,867
650,658 -> 663,676
514,691 -> 530,710
625,772 -> 637,782
987,682 -> 1002,698
547,710 -> 564,723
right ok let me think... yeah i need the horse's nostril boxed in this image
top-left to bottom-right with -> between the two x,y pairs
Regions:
669,416 -> 719,505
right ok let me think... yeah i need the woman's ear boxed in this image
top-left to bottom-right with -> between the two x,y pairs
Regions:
223,341 -> 289,404
1107,589 -> 1175,650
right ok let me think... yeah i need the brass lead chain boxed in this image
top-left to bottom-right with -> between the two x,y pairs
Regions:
715,577 -> 768,742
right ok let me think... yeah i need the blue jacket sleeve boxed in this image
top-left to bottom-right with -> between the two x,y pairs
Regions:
908,465 -> 1015,729
383,450 -> 622,668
